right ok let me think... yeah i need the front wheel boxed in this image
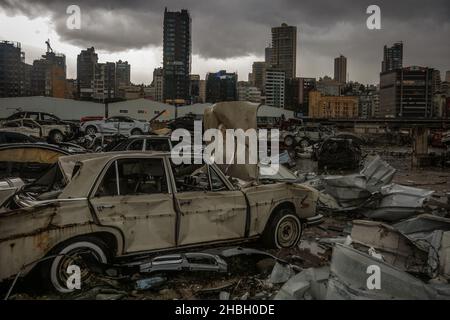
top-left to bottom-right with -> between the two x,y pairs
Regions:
41,236 -> 111,293
261,208 -> 303,249
131,128 -> 143,136
85,126 -> 97,136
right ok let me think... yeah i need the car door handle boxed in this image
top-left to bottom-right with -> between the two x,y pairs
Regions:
97,204 -> 115,210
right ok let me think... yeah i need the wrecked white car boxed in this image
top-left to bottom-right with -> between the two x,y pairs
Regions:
0,118 -> 73,144
0,151 -> 321,292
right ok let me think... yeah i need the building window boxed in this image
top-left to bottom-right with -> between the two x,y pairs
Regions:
119,110 -> 128,114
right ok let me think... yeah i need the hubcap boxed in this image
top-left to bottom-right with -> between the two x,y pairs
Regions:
276,216 -> 300,247
55,248 -> 101,291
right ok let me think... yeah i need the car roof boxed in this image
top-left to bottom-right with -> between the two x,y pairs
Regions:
58,151 -> 201,198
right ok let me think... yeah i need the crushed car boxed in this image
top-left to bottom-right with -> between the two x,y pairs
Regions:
0,118 -> 73,144
4,111 -> 78,141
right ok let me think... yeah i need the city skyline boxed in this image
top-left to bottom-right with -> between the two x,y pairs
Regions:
0,0 -> 449,85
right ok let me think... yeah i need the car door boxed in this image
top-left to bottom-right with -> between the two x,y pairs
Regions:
172,162 -> 248,246
21,120 -> 42,138
89,156 -> 177,253
101,117 -> 119,134
117,117 -> 134,135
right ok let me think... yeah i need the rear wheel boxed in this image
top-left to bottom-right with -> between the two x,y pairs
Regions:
85,126 -> 97,135
49,130 -> 64,144
41,236 -> 111,293
261,207 -> 303,249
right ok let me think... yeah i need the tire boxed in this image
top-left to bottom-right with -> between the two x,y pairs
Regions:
49,130 -> 64,144
284,135 -> 295,147
41,236 -> 111,293
85,126 -> 97,135
299,138 -> 310,148
261,207 -> 303,249
131,128 -> 143,136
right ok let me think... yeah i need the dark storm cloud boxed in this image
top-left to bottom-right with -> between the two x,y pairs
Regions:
1,0 -> 449,81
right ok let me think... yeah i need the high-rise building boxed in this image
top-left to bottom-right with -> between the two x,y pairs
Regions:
252,61 -> 267,94
237,81 -> 262,103
30,47 -> 66,98
265,46 -> 273,65
334,55 -> 347,84
199,80 -> 206,103
265,69 -> 285,108
432,69 -> 441,93
382,42 -> 403,72
0,41 -> 31,97
298,77 -> 316,116
77,47 -> 98,99
316,76 -> 341,96
163,8 -> 191,104
189,74 -> 201,104
151,67 -> 164,102
271,23 -> 297,80
308,91 -> 358,119
93,62 -> 116,101
116,60 -> 131,89
285,78 -> 300,111
205,70 -> 237,103
379,66 -> 435,118
446,71 -> 450,82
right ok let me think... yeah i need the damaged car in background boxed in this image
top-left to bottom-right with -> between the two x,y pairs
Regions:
0,118 -> 72,144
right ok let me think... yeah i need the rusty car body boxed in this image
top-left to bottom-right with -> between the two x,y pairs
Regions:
0,151 -> 320,292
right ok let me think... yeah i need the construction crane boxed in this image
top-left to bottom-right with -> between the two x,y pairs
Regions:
45,39 -> 53,53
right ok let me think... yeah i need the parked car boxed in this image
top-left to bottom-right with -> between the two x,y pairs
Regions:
0,152 -> 321,292
0,118 -> 72,143
80,116 -> 150,136
5,111 -> 78,139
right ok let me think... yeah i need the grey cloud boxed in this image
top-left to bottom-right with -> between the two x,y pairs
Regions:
0,0 -> 449,82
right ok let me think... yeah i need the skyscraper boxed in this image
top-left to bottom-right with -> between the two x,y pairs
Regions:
77,47 -> 98,99
380,66 -> 435,118
265,69 -> 285,108
152,67 -> 164,102
382,42 -> 403,72
93,62 -> 116,101
0,41 -> 31,97
271,23 -> 297,80
163,8 -> 191,104
115,60 -> 131,89
205,70 -> 237,103
334,55 -> 347,84
252,61 -> 267,94
31,49 -> 66,98
265,46 -> 273,66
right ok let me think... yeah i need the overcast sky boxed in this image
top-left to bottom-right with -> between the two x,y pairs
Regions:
1,0 -> 449,85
